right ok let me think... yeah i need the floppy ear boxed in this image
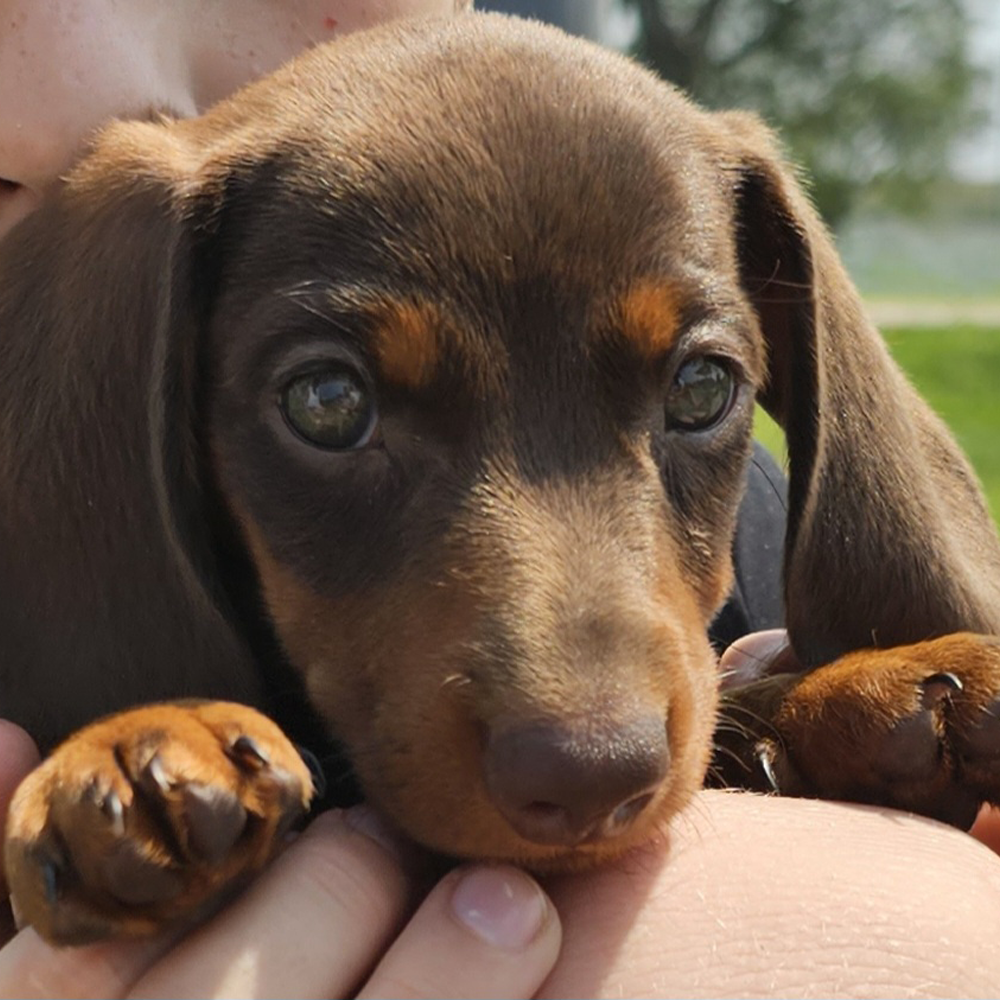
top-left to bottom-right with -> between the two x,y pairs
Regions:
721,113 -> 1000,667
0,122 -> 265,751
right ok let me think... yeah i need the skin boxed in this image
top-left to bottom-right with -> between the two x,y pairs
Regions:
2,2 -> 999,994
0,0 -> 468,239
543,793 -> 1000,999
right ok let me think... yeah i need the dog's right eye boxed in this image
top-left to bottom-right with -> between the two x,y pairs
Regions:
664,356 -> 736,432
280,366 -> 376,449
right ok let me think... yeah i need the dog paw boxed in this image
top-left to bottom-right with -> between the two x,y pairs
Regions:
4,702 -> 315,945
756,633 -> 1000,828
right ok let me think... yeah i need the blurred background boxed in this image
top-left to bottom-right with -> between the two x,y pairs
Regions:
479,0 -> 1000,518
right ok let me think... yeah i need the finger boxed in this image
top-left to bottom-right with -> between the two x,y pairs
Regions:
0,720 -> 41,887
971,804 -> 1000,855
718,629 -> 800,689
128,808 -> 415,999
0,928 -> 171,1000
0,721 -> 41,944
358,865 -> 560,1000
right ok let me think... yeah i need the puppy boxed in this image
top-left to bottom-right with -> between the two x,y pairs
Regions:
3,12 -> 1000,945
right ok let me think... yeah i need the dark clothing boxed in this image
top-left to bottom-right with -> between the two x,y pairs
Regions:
709,442 -> 788,651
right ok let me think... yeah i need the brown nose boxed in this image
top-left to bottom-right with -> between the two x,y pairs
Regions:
484,715 -> 669,846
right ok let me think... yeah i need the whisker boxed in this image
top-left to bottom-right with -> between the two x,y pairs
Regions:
717,703 -> 775,732
710,741 -> 753,768
712,719 -> 755,740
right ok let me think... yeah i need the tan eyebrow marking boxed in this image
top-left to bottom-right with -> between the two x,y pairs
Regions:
372,299 -> 442,391
611,279 -> 684,359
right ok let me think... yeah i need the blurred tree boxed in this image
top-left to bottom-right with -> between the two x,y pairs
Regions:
623,0 -> 979,226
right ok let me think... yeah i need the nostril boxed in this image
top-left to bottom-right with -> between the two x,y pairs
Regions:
520,802 -> 569,830
525,801 -> 563,817
612,791 -> 654,828
485,715 -> 669,847
0,179 -> 41,238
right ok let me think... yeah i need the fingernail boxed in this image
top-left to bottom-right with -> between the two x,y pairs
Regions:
342,805 -> 405,859
9,891 -> 25,931
450,866 -> 548,950
719,629 -> 795,687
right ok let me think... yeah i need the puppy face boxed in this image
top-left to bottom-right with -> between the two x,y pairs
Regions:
198,16 -> 766,866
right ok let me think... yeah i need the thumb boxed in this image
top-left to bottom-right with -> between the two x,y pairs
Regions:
0,720 -> 41,894
719,629 -> 802,690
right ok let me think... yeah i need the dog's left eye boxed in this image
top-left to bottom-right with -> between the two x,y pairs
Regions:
280,366 -> 376,449
664,356 -> 736,431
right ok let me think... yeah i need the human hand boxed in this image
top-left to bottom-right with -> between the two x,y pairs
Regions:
0,720 -> 40,946
0,721 -> 560,999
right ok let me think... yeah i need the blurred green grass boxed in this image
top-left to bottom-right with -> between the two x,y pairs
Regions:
754,324 -> 1000,521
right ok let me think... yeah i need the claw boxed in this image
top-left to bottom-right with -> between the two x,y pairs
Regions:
41,858 -> 61,906
922,672 -> 964,709
296,745 -> 327,801
228,735 -> 270,771
102,789 -> 125,837
84,780 -> 126,837
756,741 -> 781,793
142,753 -> 173,794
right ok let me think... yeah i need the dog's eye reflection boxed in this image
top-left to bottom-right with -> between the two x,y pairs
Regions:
664,357 -> 736,432
280,366 -> 376,449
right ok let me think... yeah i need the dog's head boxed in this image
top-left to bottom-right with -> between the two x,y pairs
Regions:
195,14 -> 756,865
2,13 -> 993,868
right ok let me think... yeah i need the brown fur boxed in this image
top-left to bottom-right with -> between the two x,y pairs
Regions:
611,280 -> 685,361
373,299 -> 445,391
3,12 -> 1000,945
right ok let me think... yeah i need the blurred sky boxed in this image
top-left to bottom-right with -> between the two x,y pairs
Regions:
954,0 -> 1000,181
